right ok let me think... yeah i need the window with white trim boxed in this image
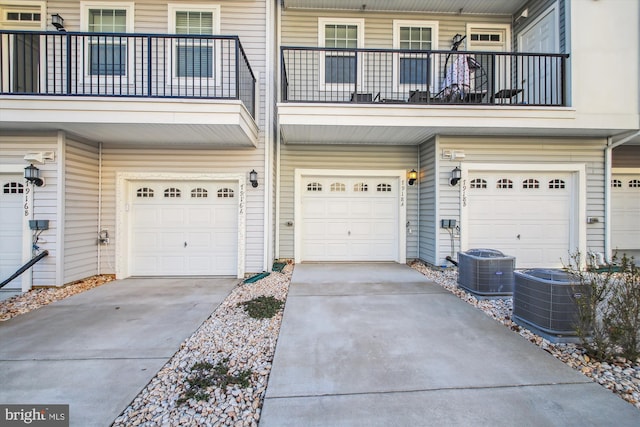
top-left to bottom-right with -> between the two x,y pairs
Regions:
393,21 -> 438,87
81,2 -> 134,77
169,4 -> 220,80
319,18 -> 364,86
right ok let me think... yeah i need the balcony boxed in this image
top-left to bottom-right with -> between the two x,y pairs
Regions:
279,46 -> 573,145
282,47 -> 568,106
0,30 -> 258,147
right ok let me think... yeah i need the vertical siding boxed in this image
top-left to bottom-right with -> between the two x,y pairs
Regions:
100,147 -> 266,274
278,144 -> 419,260
63,137 -> 99,283
433,136 -> 606,266
0,134 -> 59,286
613,145 -> 640,168
418,137 -> 437,265
281,9 -> 510,49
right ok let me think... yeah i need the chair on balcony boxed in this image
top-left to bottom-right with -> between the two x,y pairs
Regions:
433,54 -> 488,104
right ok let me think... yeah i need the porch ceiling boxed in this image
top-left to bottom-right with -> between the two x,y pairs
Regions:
278,103 -> 633,144
0,97 -> 258,148
283,0 -> 528,15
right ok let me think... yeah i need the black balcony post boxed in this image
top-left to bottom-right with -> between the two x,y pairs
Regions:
353,49 -> 359,101
147,36 -> 152,96
235,38 -> 240,100
66,33 -> 72,95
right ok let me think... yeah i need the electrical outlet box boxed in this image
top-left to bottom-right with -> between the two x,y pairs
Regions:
441,219 -> 457,229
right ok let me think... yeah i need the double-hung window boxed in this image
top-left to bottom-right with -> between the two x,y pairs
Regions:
393,21 -> 438,89
81,2 -> 133,77
169,5 -> 220,80
319,18 -> 364,86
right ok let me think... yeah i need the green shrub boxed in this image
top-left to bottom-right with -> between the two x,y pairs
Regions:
177,358 -> 253,405
566,253 -> 640,361
239,296 -> 284,319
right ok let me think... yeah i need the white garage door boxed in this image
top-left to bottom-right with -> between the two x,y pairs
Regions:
301,176 -> 399,261
0,175 -> 24,290
130,181 -> 238,276
466,172 -> 574,268
611,175 -> 640,250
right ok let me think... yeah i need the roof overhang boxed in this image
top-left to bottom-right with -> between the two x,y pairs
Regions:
278,103 -> 638,144
0,97 -> 259,148
283,0 -> 528,15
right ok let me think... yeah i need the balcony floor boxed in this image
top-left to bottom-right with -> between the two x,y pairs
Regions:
0,96 -> 258,148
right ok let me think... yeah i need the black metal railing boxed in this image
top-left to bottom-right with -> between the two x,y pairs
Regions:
0,30 -> 256,117
281,47 -> 569,107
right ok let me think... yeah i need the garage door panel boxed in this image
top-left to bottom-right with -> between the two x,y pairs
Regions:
612,175 -> 640,249
468,172 -> 573,268
130,181 -> 238,276
301,175 -> 399,262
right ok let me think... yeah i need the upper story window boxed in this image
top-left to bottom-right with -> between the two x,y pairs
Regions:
169,5 -> 220,79
81,2 -> 134,77
319,18 -> 364,85
393,21 -> 438,87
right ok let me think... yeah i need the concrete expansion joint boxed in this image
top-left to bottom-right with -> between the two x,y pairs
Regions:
265,381 -> 595,401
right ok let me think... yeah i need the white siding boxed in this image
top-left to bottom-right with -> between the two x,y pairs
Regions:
100,147 -> 265,274
418,137 -> 437,265
281,9 -> 510,49
63,137 -> 99,283
279,144 -> 418,260
0,134 -> 59,286
433,136 -> 606,266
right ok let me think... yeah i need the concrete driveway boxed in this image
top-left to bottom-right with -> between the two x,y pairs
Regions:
0,277 -> 237,427
260,263 -> 640,426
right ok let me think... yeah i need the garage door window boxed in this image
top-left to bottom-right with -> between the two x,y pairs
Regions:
217,188 -> 234,198
307,182 -> 322,191
164,187 -> 181,198
330,182 -> 345,192
497,179 -> 513,189
612,180 -> 622,188
354,182 -> 368,192
136,187 -> 154,197
191,187 -> 208,198
3,182 -> 23,194
630,180 -> 640,188
523,179 -> 539,189
549,179 -> 566,189
470,178 -> 487,189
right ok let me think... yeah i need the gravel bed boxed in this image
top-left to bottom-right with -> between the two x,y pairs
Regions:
0,275 -> 114,322
3,262 -> 638,422
112,265 -> 293,427
410,261 -> 640,410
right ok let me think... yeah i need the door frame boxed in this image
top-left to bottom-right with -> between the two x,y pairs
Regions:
459,163 -> 586,264
294,168 -> 407,264
115,172 -> 247,279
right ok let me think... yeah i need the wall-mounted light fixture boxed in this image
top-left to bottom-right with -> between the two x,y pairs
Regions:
51,14 -> 65,31
24,164 -> 44,187
449,167 -> 461,186
249,169 -> 258,188
408,169 -> 418,186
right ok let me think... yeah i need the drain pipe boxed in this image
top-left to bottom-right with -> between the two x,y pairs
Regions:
605,131 -> 640,261
0,251 -> 49,289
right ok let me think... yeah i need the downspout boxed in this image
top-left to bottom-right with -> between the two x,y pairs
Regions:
605,131 -> 640,261
274,0 -> 282,260
262,0 -> 274,272
97,142 -> 103,273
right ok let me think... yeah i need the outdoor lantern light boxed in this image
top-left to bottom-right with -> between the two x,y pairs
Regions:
450,166 -> 462,186
249,169 -> 258,188
51,14 -> 65,31
408,169 -> 418,186
24,164 -> 44,187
